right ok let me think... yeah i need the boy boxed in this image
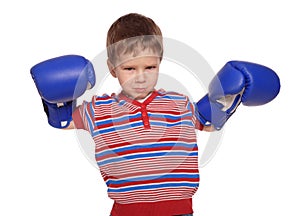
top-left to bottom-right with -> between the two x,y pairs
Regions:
74,13 -> 208,215
30,13 -> 280,216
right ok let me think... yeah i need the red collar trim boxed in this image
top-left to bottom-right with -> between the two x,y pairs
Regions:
118,90 -> 159,107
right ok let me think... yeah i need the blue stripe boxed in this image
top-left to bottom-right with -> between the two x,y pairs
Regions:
107,182 -> 199,193
107,174 -> 199,186
118,100 -> 126,106
95,113 -> 141,127
149,112 -> 192,120
150,120 -> 194,127
186,101 -> 192,111
98,151 -> 198,166
94,121 -> 144,134
96,142 -> 197,157
85,103 -> 95,135
94,113 -> 193,128
156,95 -> 186,101
95,98 -> 114,105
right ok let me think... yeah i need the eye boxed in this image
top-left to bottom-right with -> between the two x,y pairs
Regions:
124,67 -> 135,71
146,66 -> 156,70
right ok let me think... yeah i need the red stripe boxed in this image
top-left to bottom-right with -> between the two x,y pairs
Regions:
94,116 -> 142,129
95,109 -> 140,121
97,145 -> 197,161
108,169 -> 198,180
108,177 -> 199,189
96,136 -> 197,152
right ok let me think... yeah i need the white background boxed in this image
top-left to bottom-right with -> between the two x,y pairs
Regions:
1,0 -> 299,215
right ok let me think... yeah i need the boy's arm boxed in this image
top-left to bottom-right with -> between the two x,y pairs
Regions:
202,125 -> 215,132
63,106 -> 87,130
30,55 -> 95,129
196,61 -> 280,130
63,120 -> 75,130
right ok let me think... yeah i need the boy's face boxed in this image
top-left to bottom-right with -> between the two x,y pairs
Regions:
108,54 -> 160,100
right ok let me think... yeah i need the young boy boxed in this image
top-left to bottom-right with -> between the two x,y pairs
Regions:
31,13 -> 280,216
73,13 -> 209,215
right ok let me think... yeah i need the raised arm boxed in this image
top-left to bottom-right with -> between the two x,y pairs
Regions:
196,61 -> 280,130
30,55 -> 95,129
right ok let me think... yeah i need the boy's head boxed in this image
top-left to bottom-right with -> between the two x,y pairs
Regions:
106,13 -> 163,65
106,13 -> 163,100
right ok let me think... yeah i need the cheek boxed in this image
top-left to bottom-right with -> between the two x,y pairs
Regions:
117,72 -> 135,86
147,71 -> 159,83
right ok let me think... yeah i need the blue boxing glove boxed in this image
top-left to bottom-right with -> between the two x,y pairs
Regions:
196,61 -> 280,130
30,55 -> 95,128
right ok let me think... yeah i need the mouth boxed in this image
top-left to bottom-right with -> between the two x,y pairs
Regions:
133,88 -> 147,93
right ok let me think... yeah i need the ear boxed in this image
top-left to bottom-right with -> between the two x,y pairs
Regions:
107,59 -> 117,78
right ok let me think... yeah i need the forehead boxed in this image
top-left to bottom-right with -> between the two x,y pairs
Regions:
115,49 -> 161,67
120,55 -> 160,67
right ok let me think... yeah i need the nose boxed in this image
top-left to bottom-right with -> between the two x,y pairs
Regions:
135,70 -> 146,83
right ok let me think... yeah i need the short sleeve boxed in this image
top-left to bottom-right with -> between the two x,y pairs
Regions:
72,96 -> 96,133
185,98 -> 204,131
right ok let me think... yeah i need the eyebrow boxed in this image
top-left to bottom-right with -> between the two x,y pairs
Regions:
122,62 -> 158,68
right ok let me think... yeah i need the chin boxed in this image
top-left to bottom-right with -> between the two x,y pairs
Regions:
134,91 -> 152,100
134,94 -> 147,100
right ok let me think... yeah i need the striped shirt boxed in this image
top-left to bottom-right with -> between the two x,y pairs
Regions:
73,89 -> 203,205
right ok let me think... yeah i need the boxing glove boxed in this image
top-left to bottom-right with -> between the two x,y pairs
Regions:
30,55 -> 95,128
196,61 -> 280,130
